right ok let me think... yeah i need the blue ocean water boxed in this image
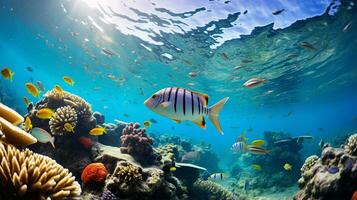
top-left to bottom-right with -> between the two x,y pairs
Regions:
0,0 -> 357,198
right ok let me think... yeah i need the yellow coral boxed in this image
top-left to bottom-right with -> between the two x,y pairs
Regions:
49,106 -> 78,135
156,144 -> 178,168
0,141 -> 81,199
344,133 -> 357,156
301,155 -> 318,174
112,161 -> 143,185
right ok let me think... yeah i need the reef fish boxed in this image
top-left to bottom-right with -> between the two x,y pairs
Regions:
79,136 -> 94,149
231,141 -> 246,152
169,167 -> 176,172
243,78 -> 266,88
36,108 -> 54,119
272,9 -> 285,15
55,85 -> 64,93
342,21 -> 352,32
283,163 -> 292,171
299,42 -> 316,51
64,122 -> 75,133
209,173 -> 226,181
25,83 -> 41,97
89,127 -> 106,136
251,164 -> 262,171
181,151 -> 200,162
143,120 -> 151,127
327,166 -> 339,174
31,127 -> 55,148
1,66 -> 15,81
23,96 -> 30,106
251,140 -> 265,146
36,81 -> 45,92
247,145 -> 270,155
24,116 -> 32,131
63,76 -> 75,86
149,118 -> 158,123
144,87 -> 229,134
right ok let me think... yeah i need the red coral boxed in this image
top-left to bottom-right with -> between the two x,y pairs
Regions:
81,163 -> 108,184
79,136 -> 94,149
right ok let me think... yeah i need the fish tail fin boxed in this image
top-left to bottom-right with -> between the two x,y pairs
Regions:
50,137 -> 55,149
208,97 -> 229,135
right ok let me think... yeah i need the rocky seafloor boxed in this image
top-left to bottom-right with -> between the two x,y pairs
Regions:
0,89 -> 356,200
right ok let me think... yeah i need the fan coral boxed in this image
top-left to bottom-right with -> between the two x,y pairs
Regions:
344,133 -> 357,156
120,123 -> 155,164
192,179 -> 238,200
49,106 -> 78,135
300,155 -> 319,174
81,162 -> 108,185
0,141 -> 81,199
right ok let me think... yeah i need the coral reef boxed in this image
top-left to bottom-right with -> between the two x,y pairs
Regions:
345,133 -> 357,156
192,179 -> 239,200
156,144 -> 179,169
0,141 -> 81,199
120,122 -> 157,165
294,134 -> 357,200
98,120 -> 127,146
81,162 -> 108,185
49,105 -> 78,135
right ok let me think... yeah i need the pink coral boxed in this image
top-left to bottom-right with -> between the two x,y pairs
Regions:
120,123 -> 155,164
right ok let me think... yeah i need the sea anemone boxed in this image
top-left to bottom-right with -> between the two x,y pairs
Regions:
81,163 -> 108,185
0,141 -> 81,199
49,106 -> 78,135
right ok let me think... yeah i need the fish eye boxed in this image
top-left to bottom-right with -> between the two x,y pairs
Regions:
152,94 -> 157,99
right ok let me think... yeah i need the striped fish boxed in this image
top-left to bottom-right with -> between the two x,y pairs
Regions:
144,87 -> 229,134
209,173 -> 226,181
231,141 -> 247,152
247,145 -> 270,155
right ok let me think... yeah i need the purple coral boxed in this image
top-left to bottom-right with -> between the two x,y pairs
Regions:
120,123 -> 155,164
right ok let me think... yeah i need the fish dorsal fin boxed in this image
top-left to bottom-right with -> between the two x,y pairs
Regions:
191,91 -> 209,106
193,116 -> 206,129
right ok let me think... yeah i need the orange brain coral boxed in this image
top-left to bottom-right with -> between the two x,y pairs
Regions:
81,162 -> 108,184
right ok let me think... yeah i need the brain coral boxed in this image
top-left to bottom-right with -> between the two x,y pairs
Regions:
111,161 -> 143,186
0,141 -> 81,199
49,106 -> 78,135
81,162 -> 108,185
300,155 -> 319,174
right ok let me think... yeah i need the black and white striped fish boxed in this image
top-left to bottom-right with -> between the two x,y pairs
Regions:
144,87 -> 229,134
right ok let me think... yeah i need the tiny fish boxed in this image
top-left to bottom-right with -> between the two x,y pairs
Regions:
144,87 -> 229,134
247,145 -> 270,155
64,122 -> 75,133
26,66 -> 33,72
251,164 -> 262,171
36,81 -> 45,92
299,42 -> 316,51
231,141 -> 246,152
149,118 -> 158,123
79,136 -> 93,149
23,96 -> 30,106
63,76 -> 75,86
188,72 -> 198,78
169,167 -> 176,172
31,127 -> 55,148
1,66 -> 15,81
251,140 -> 265,146
36,108 -> 54,119
209,173 -> 226,181
243,78 -> 266,88
101,48 -> 115,56
272,9 -> 285,15
220,53 -> 229,60
233,65 -> 243,71
283,163 -> 292,171
342,21 -> 352,32
89,127 -> 106,136
243,10 -> 248,15
25,83 -> 41,97
143,120 -> 151,127
24,116 -> 32,131
55,85 -> 64,93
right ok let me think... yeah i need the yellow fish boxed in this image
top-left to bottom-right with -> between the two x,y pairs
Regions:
1,66 -> 15,81
144,87 -> 229,135
89,127 -> 106,136
36,108 -> 54,119
169,167 -> 176,172
143,120 -> 151,127
283,163 -> 292,171
54,85 -> 64,93
251,140 -> 265,146
24,116 -> 32,131
63,76 -> 75,86
23,96 -> 30,106
251,164 -> 262,171
25,83 -> 41,97
64,123 -> 75,133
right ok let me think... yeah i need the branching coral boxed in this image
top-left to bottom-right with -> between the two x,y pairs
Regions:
344,133 -> 357,156
120,123 -> 155,164
0,141 -> 81,199
49,106 -> 78,135
192,179 -> 238,200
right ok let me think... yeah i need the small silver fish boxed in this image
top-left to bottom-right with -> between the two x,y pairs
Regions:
342,21 -> 352,32
31,127 -> 55,148
101,48 -> 115,56
209,173 -> 226,181
36,81 -> 45,92
243,78 -> 266,88
231,141 -> 246,152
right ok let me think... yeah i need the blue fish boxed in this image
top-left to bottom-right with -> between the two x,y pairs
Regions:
231,141 -> 246,152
